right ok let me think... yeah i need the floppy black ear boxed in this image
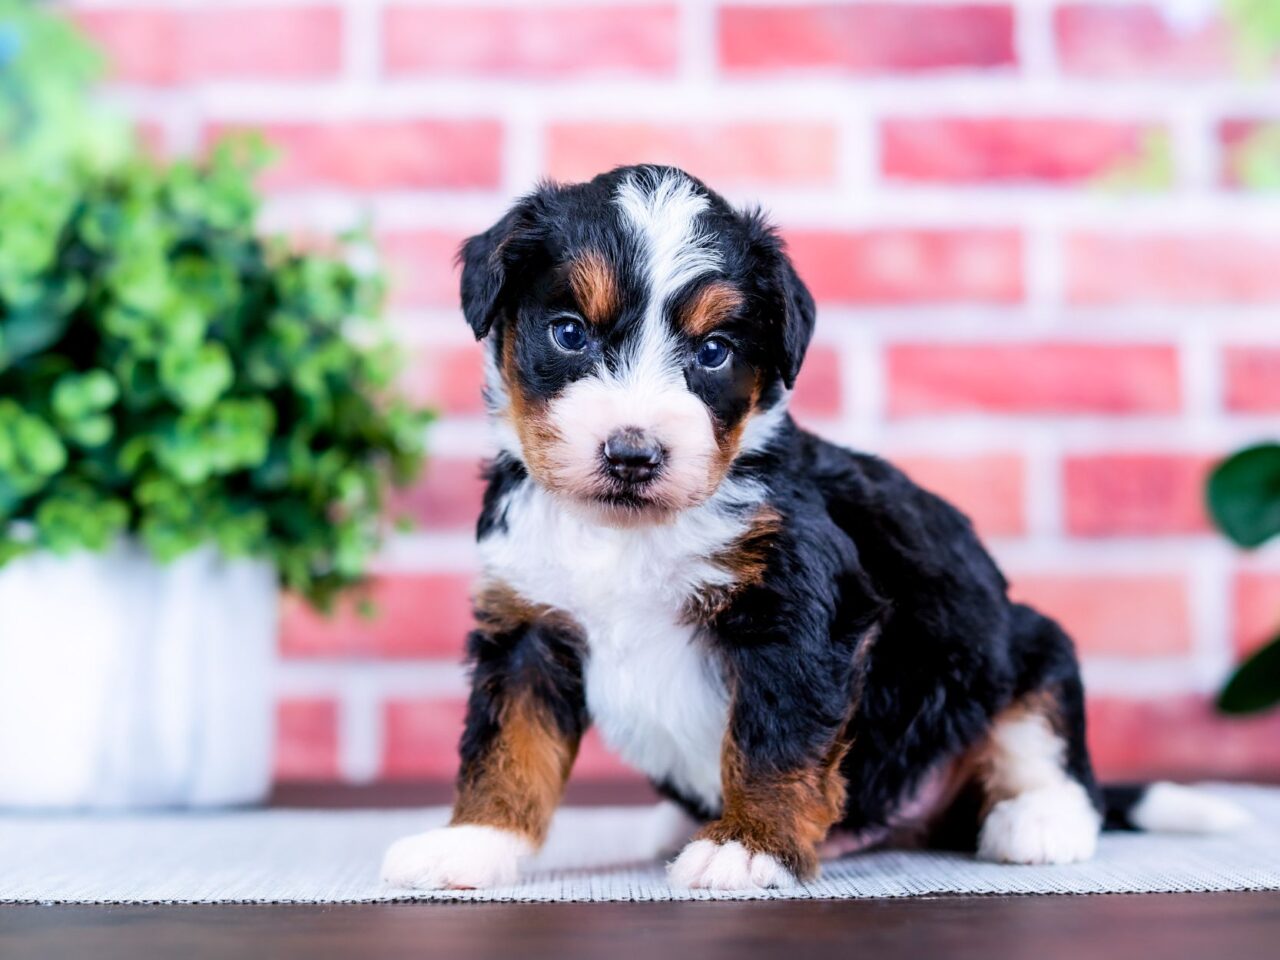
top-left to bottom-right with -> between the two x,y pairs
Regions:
775,257 -> 816,389
458,196 -> 545,340
742,211 -> 816,390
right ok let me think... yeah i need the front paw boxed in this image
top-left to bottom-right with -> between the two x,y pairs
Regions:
977,785 -> 1100,865
381,825 -> 532,890
667,838 -> 797,890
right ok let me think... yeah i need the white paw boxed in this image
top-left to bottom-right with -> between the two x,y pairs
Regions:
381,825 -> 532,890
978,784 -> 1100,865
667,839 -> 796,890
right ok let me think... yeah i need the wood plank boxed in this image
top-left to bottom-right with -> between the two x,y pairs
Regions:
2,894 -> 1278,960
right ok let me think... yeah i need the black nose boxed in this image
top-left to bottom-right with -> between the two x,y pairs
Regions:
602,428 -> 663,485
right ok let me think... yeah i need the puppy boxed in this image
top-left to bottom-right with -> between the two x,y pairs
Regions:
383,165 -> 1247,891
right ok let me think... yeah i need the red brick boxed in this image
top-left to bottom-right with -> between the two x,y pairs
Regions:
784,230 -> 1022,306
382,697 -> 632,780
380,230 -> 467,309
1086,695 -> 1280,781
790,344 -> 842,419
1067,233 -> 1280,305
1235,573 -> 1280,657
383,5 -> 678,77
546,122 -> 837,186
406,342 -> 487,416
391,457 -> 487,531
75,6 -> 342,85
1064,454 -> 1212,537
280,573 -> 475,659
208,121 -> 502,191
887,343 -> 1181,417
1054,4 -> 1235,78
274,698 -> 339,782
719,4 -> 1016,74
1010,574 -> 1191,657
382,698 -> 464,780
894,454 -> 1026,538
1224,347 -> 1280,413
881,118 -> 1164,184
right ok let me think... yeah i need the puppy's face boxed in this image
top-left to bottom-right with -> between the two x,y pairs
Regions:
460,166 -> 815,525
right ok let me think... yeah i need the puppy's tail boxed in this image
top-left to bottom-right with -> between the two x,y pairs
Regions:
1102,782 -> 1252,834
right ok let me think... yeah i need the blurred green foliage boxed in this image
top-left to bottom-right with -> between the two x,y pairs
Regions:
1091,130 -> 1174,193
1230,124 -> 1280,192
1225,0 -> 1280,75
0,0 -> 128,171
0,2 -> 429,609
1208,445 -> 1280,714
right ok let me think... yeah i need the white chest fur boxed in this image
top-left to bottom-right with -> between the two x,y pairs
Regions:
479,481 -> 762,812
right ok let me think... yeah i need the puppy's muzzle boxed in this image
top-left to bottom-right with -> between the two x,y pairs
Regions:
601,428 -> 664,485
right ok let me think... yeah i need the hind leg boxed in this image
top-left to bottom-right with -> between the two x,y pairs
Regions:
972,682 -> 1102,865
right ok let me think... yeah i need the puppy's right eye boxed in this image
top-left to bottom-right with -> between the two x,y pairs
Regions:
551,317 -> 588,352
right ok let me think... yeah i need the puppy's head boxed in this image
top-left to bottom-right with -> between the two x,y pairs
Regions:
461,165 -> 814,525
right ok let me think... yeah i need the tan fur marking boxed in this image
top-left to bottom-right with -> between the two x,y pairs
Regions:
706,378 -> 762,491
450,583 -> 582,846
681,281 -> 743,337
568,250 -> 618,326
699,736 -> 849,880
684,505 -> 782,623
501,331 -> 562,486
450,691 -> 576,846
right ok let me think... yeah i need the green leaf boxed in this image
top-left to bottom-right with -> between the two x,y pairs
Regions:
52,369 -> 118,420
159,343 -> 233,411
14,416 -> 66,476
0,310 -> 72,362
1219,634 -> 1280,715
1207,444 -> 1280,548
66,414 -> 113,448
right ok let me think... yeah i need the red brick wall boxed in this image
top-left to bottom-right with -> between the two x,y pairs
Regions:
68,1 -> 1280,785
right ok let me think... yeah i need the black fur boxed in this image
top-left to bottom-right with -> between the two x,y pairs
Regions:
705,427 -> 1103,845
476,453 -> 527,540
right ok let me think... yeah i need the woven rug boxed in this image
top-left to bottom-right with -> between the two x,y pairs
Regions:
1,784 -> 1277,903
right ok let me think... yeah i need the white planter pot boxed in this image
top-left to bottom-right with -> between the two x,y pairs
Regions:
0,541 -> 278,810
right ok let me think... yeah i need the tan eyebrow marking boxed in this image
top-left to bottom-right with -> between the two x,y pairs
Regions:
567,250 -> 618,326
681,281 -> 744,337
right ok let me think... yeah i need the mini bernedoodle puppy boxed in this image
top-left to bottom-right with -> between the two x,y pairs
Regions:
382,165 -> 1248,892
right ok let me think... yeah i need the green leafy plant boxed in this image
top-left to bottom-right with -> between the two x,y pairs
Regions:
1207,444 -> 1280,714
1,4 -> 429,609
0,138 -> 429,609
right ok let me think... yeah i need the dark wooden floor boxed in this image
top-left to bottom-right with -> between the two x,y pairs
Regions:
3,782 -> 1276,959
3,894 -> 1279,960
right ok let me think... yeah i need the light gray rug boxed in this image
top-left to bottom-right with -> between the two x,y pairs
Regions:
1,785 -> 1278,903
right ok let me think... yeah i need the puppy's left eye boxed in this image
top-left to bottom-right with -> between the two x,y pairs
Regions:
694,337 -> 731,370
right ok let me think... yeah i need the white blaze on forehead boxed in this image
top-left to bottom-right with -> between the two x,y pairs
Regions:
614,169 -> 721,307
613,170 -> 722,386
